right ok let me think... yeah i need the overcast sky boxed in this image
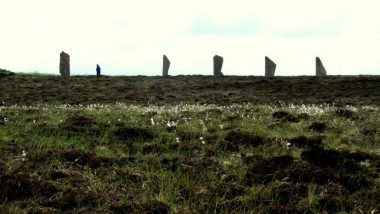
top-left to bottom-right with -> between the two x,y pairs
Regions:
1,0 -> 379,76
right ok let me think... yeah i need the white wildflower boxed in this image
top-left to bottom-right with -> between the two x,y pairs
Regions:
166,121 -> 177,128
22,150 -> 27,161
219,124 -> 224,129
33,119 -> 36,124
150,118 -> 155,125
176,137 -> 180,143
201,140 -> 206,145
286,142 -> 292,150
4,117 -> 8,122
117,118 -> 121,122
199,137 -> 204,140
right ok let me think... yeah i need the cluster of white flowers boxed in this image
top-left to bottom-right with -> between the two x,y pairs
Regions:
21,150 -> 27,161
362,106 -> 378,111
166,120 -> 178,128
150,118 -> 155,125
199,137 -> 206,145
286,103 -> 335,116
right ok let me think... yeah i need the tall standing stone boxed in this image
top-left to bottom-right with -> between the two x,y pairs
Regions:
162,55 -> 170,76
213,55 -> 224,76
60,51 -> 70,77
265,56 -> 276,77
316,57 -> 327,76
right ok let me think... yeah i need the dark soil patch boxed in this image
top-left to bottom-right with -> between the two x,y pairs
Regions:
316,196 -> 347,213
339,174 -> 374,192
256,205 -> 304,214
223,131 -> 265,150
259,182 -> 308,206
61,115 -> 102,136
301,146 -> 379,192
50,169 -> 81,180
114,126 -> 155,141
142,200 -> 170,214
0,172 -> 57,201
285,161 -> 336,184
362,127 -> 377,136
0,161 -> 4,174
309,122 -> 327,132
301,146 -> 345,168
288,135 -> 323,148
66,115 -> 97,127
297,113 -> 310,120
61,150 -> 126,168
111,200 -> 170,214
301,146 -> 378,169
176,187 -> 195,201
45,187 -> 104,211
335,108 -> 356,119
272,111 -> 299,122
245,155 -> 294,184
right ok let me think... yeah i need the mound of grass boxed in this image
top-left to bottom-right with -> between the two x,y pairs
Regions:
0,68 -> 14,78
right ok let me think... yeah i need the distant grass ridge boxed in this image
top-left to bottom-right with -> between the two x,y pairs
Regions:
0,68 -> 14,78
1,75 -> 379,106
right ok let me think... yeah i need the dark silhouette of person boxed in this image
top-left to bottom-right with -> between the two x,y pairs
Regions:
96,64 -> 101,76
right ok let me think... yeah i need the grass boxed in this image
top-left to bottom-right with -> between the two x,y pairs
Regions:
0,102 -> 379,213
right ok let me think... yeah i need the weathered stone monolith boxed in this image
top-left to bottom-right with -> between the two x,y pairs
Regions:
60,51 -> 70,77
265,56 -> 276,77
213,55 -> 224,76
316,57 -> 326,76
163,55 -> 170,76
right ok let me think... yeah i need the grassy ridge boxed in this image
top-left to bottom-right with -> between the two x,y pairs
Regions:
1,75 -> 380,106
0,103 -> 379,213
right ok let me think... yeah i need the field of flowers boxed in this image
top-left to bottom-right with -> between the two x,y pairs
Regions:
0,102 -> 379,213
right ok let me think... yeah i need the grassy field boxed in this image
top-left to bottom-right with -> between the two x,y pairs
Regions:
0,74 -> 379,213
0,74 -> 380,213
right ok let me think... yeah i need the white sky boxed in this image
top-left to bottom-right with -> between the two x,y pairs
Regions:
1,0 -> 379,76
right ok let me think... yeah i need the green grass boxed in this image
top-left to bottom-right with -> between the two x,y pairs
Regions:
0,103 -> 379,213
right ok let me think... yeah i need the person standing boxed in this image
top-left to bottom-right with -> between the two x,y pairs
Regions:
96,64 -> 101,77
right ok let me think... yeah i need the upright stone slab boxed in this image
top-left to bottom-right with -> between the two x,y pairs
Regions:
60,51 -> 70,77
265,56 -> 276,77
316,57 -> 326,76
162,55 -> 170,76
213,55 -> 224,76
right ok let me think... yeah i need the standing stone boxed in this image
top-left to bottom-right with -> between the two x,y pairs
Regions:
265,56 -> 276,77
316,57 -> 327,76
60,51 -> 70,77
162,55 -> 170,76
213,55 -> 224,76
